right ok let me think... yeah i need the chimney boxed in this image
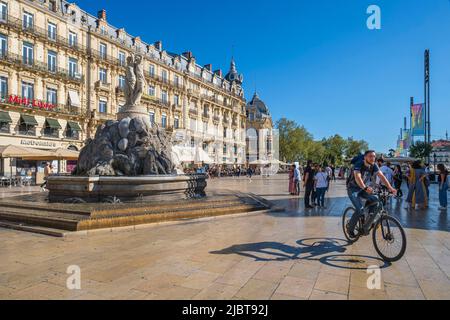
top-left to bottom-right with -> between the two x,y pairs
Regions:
97,9 -> 106,20
154,41 -> 162,51
214,69 -> 223,77
182,51 -> 193,60
204,64 -> 212,71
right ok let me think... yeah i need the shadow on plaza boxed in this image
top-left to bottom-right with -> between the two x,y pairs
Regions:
210,237 -> 391,270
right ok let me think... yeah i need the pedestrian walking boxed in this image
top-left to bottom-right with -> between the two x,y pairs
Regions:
437,164 -> 448,211
406,161 -> 428,210
40,162 -> 51,192
288,165 -> 296,195
393,165 -> 404,198
314,165 -> 328,208
325,164 -> 332,191
311,164 -> 318,205
424,163 -> 431,203
294,165 -> 301,196
303,160 -> 314,209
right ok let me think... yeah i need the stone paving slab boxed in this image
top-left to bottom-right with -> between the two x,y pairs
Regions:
0,175 -> 449,300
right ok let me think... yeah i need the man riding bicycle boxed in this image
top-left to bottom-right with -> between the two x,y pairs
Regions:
346,150 -> 397,238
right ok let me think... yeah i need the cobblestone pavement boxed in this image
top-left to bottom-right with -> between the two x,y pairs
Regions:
0,175 -> 449,300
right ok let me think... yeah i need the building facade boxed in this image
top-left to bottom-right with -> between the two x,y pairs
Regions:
245,92 -> 274,163
0,0 -> 248,178
431,140 -> 450,169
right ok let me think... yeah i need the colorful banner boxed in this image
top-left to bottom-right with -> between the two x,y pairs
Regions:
402,129 -> 411,150
411,103 -> 425,136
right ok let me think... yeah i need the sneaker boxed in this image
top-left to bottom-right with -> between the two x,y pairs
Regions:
439,206 -> 447,210
346,224 -> 356,239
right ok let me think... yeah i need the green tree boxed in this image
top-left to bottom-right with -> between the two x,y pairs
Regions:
276,118 -> 313,162
276,118 -> 369,164
345,138 -> 369,159
322,134 -> 347,165
409,141 -> 433,160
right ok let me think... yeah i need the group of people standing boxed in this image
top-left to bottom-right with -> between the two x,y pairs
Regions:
366,158 -> 449,211
403,161 -> 448,211
289,161 -> 336,209
288,157 -> 449,211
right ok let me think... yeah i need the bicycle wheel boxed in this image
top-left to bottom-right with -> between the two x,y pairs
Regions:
372,215 -> 407,262
342,207 -> 361,243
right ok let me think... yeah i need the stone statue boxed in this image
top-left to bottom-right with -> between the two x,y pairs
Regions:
73,53 -> 175,177
124,54 -> 146,107
124,55 -> 136,106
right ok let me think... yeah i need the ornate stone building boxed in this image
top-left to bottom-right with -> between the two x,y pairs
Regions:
0,0 -> 247,178
245,92 -> 274,163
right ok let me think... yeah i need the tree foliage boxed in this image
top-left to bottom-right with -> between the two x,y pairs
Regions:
409,141 -> 433,160
276,118 -> 369,165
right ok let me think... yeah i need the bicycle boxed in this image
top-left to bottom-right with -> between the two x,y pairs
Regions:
342,187 -> 407,262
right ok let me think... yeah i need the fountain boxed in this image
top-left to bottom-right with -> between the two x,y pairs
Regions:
0,55 -> 274,236
47,54 -> 206,203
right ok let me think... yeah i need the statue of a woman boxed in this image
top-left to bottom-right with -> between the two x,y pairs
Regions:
132,54 -> 146,106
124,55 -> 136,106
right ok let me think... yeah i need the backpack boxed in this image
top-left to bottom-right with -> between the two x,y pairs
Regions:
346,154 -> 364,187
346,156 -> 376,188
351,153 -> 364,165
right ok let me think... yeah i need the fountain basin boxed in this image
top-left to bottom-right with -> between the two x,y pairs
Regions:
47,174 -> 207,203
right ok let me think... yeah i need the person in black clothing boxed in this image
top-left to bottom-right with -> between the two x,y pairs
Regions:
303,160 -> 315,209
393,165 -> 403,198
311,163 -> 318,206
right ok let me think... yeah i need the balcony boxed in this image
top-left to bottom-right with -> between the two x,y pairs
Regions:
89,48 -> 120,67
95,111 -> 117,122
95,80 -> 111,92
189,109 -> 198,117
142,93 -> 156,102
0,15 -> 87,54
187,89 -> 200,98
115,86 -> 125,96
0,52 -> 84,84
213,115 -> 220,124
202,94 -> 219,104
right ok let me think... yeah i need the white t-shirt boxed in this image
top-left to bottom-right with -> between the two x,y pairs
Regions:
377,165 -> 393,185
315,172 -> 329,188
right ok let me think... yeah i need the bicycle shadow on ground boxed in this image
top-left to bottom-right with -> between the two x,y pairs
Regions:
210,237 -> 391,270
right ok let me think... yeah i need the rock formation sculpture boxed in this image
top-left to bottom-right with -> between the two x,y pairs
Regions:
73,54 -> 175,176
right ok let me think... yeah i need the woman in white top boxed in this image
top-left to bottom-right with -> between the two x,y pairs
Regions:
314,166 -> 329,208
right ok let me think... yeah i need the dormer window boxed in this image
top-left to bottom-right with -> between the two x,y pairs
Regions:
49,0 -> 57,12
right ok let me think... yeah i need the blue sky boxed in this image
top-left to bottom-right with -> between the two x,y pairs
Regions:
76,0 -> 450,152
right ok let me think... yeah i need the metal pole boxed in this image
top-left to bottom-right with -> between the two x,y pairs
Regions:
410,97 -> 414,150
425,49 -> 431,164
424,50 -> 427,146
427,50 -> 431,146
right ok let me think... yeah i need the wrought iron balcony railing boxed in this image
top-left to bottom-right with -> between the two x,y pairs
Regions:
0,52 -> 84,83
0,15 -> 88,53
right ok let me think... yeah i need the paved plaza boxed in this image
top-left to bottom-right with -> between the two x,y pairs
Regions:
0,175 -> 449,300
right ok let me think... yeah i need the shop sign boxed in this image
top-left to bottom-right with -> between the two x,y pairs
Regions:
3,95 -> 56,111
20,139 -> 57,148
